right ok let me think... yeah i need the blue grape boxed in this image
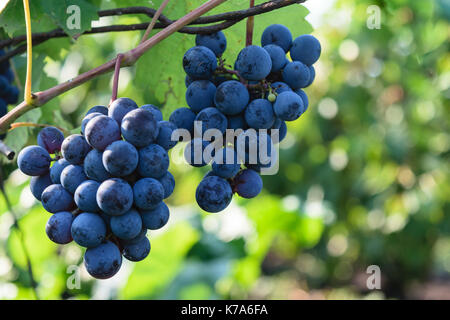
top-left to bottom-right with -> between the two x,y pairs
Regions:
211,147 -> 240,179
0,76 -> 8,95
194,107 -> 228,135
141,201 -> 170,230
158,171 -> 175,199
84,149 -> 111,182
263,44 -> 288,72
84,115 -> 121,151
133,178 -> 165,210
17,145 -> 51,176
71,213 -> 106,248
234,169 -> 263,199
45,211 -> 74,244
84,241 -> 122,279
108,97 -> 138,125
102,141 -> 138,177
183,46 -> 217,79
81,112 -> 103,135
294,88 -> 309,111
29,173 -> 52,201
305,65 -> 315,87
195,31 -> 227,57
169,107 -> 196,136
282,61 -> 311,89
279,121 -> 287,143
273,91 -> 304,121
235,45 -> 272,81
141,104 -> 163,122
156,121 -> 178,150
186,80 -> 216,113
137,144 -> 169,179
110,209 -> 142,240
4,86 -> 19,104
97,178 -> 133,216
74,180 -> 100,212
214,81 -> 249,115
37,127 -> 64,154
61,134 -> 91,165
122,237 -> 150,262
49,159 -> 70,184
121,108 -> 159,147
244,99 -> 275,129
86,105 -> 108,116
121,228 -> 147,245
261,24 -> 293,52
270,82 -> 292,95
290,34 -> 321,66
227,113 -> 248,130
195,176 -> 232,213
60,165 -> 87,194
41,184 -> 75,213
184,138 -> 211,167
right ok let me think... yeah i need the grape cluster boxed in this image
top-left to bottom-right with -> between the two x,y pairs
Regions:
17,99 -> 177,279
170,24 -> 320,213
0,50 -> 20,140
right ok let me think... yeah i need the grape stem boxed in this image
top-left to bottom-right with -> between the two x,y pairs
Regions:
22,0 -> 33,105
110,54 -> 124,104
140,0 -> 171,44
245,0 -> 255,47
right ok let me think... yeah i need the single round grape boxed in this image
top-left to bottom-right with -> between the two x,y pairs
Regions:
61,134 -> 91,165
81,112 -> 103,135
195,31 -> 227,57
60,164 -> 87,194
169,107 -> 196,136
137,144 -> 169,179
234,169 -> 263,199
41,184 -> 75,213
227,113 -> 248,131
184,138 -> 212,167
74,180 -> 100,212
17,145 -> 51,176
45,211 -> 74,244
29,173 -> 52,201
133,178 -> 165,210
273,91 -> 304,121
156,121 -> 178,150
122,237 -> 150,262
96,178 -> 133,216
71,212 -> 106,248
261,24 -> 293,52
121,108 -> 159,147
108,97 -> 138,125
282,61 -> 311,89
211,147 -> 240,179
194,107 -> 228,135
294,88 -> 309,112
268,93 -> 276,103
141,201 -> 170,230
86,105 -> 108,116
290,34 -> 321,66
263,44 -> 288,72
244,99 -> 276,129
84,241 -> 122,279
196,176 -> 233,213
110,208 -> 142,240
102,140 -> 139,177
183,46 -> 217,79
158,171 -> 175,199
141,104 -> 163,122
84,149 -> 111,182
235,45 -> 272,81
214,81 -> 249,116
84,115 -> 121,151
186,80 -> 217,113
37,127 -> 64,154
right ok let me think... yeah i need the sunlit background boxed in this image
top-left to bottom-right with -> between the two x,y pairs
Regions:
0,0 -> 449,299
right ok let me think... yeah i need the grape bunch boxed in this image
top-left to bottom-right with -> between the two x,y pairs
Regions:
170,24 -> 320,213
0,49 -> 20,140
17,98 -> 177,279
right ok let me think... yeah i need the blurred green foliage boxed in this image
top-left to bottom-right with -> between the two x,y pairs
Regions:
0,0 -> 448,300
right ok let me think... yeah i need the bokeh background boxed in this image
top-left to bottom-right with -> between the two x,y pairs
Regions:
0,0 -> 449,299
